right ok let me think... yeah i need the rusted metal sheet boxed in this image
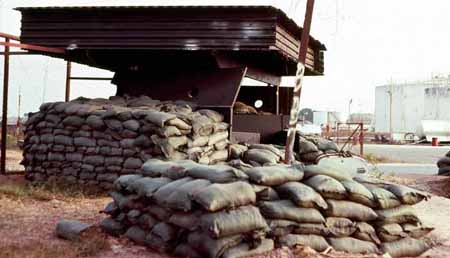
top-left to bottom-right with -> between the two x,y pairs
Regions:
233,114 -> 289,143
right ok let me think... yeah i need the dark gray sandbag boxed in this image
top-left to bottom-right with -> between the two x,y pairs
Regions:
101,201 -> 119,217
164,179 -> 211,211
187,231 -> 243,258
275,182 -> 327,209
151,222 -> 179,242
127,209 -> 141,224
380,237 -> 430,257
437,156 -> 450,168
222,239 -> 275,258
328,237 -> 379,254
266,219 -> 299,237
259,200 -> 325,223
252,185 -> 280,201
378,223 -> 407,242
191,181 -> 256,212
304,175 -> 347,200
138,214 -> 157,230
145,233 -> 175,253
141,159 -> 197,179
173,243 -> 203,258
113,174 -> 143,192
278,234 -> 330,252
366,185 -> 402,209
243,148 -> 280,164
200,205 -> 268,238
55,219 -> 92,241
383,184 -> 430,205
128,177 -> 172,198
341,180 -> 377,208
145,204 -> 172,221
298,139 -> 319,154
315,138 -> 339,152
292,223 -> 328,236
152,177 -> 193,205
353,222 -> 381,245
100,218 -> 125,236
325,217 -> 357,237
402,223 -> 434,239
110,191 -> 140,210
375,205 -> 420,225
303,165 -> 352,181
246,164 -> 304,186
248,144 -> 282,157
125,226 -> 147,245
168,211 -> 202,231
145,111 -> 176,127
325,200 -> 378,221
187,164 -> 248,183
438,166 -> 450,176
300,151 -> 322,163
62,116 -> 85,128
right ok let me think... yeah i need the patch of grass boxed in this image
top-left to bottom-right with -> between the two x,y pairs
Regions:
364,153 -> 392,164
0,234 -> 109,258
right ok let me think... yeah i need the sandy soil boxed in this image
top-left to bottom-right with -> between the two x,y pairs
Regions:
0,173 -> 449,258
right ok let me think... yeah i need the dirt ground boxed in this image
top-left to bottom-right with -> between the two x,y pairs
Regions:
0,165 -> 449,257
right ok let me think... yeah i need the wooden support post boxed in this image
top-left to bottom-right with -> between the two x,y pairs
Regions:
284,0 -> 315,163
1,38 -> 10,174
65,61 -> 71,102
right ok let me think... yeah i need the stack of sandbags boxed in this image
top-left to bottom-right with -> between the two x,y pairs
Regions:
21,96 -> 230,189
298,136 -> 339,164
101,159 -> 274,258
436,151 -> 450,175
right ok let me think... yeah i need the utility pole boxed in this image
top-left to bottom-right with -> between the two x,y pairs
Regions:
284,0 -> 315,164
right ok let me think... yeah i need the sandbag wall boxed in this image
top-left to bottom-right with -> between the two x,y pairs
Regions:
21,96 -> 230,189
298,136 -> 340,164
101,158 -> 433,258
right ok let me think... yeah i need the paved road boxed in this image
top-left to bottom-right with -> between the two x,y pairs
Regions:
369,163 -> 438,175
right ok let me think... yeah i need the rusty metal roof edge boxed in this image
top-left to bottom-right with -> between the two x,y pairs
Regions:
15,5 -> 326,51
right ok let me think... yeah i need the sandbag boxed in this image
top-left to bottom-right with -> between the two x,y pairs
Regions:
438,166 -> 450,176
383,184 -> 429,205
100,217 -> 125,236
259,200 -> 325,223
138,214 -> 157,230
437,156 -> 450,168
378,223 -> 407,242
55,219 -> 92,241
152,177 -> 193,205
125,226 -> 147,245
145,204 -> 172,221
375,205 -> 420,225
128,177 -> 173,198
200,205 -> 268,238
380,237 -> 430,257
325,200 -> 378,221
293,223 -> 328,236
304,165 -> 352,181
173,243 -> 203,258
187,164 -> 248,183
252,185 -> 280,201
141,159 -> 195,179
192,181 -> 256,212
325,217 -> 357,237
275,181 -> 327,209
278,234 -> 330,252
248,144 -> 282,157
110,191 -> 140,210
145,111 -> 176,127
402,223 -> 434,239
246,164 -> 304,186
187,231 -> 243,258
222,239 -> 274,258
315,138 -> 339,152
145,233 -> 175,253
244,148 -> 280,164
366,185 -> 402,209
266,219 -> 299,236
113,174 -> 142,191
168,211 -> 202,231
341,180 -> 376,207
328,237 -> 379,254
298,139 -> 319,154
164,179 -> 211,211
151,222 -> 179,242
353,222 -> 381,245
304,175 -> 347,200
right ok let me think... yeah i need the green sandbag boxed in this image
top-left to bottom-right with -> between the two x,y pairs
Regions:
380,237 -> 430,257
246,164 -> 304,186
127,177 -> 172,198
200,205 -> 268,239
187,231 -> 243,258
141,159 -> 197,179
304,165 -> 352,181
252,185 -> 280,201
402,223 -> 434,239
353,222 -> 381,245
187,164 -> 249,183
266,219 -> 299,237
375,205 -> 420,225
259,200 -> 325,223
152,177 -> 193,205
192,181 -> 256,212
327,237 -> 380,254
164,179 -> 211,211
222,239 -> 275,258
341,180 -> 377,208
293,223 -> 328,236
275,181 -> 328,209
325,200 -> 378,221
325,217 -> 357,237
383,184 -> 430,205
168,211 -> 202,231
304,175 -> 347,200
366,185 -> 402,209
278,234 -> 330,252
378,223 -> 407,242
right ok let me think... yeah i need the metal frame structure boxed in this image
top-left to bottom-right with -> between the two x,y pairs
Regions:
336,122 -> 365,156
0,32 -> 65,174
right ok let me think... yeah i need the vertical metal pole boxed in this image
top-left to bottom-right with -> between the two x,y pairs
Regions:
360,123 -> 364,156
65,61 -> 71,102
1,38 -> 10,174
284,0 -> 315,163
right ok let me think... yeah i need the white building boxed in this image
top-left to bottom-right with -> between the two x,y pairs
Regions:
375,76 -> 450,139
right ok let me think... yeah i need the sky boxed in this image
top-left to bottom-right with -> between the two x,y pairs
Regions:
1,0 -> 450,117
